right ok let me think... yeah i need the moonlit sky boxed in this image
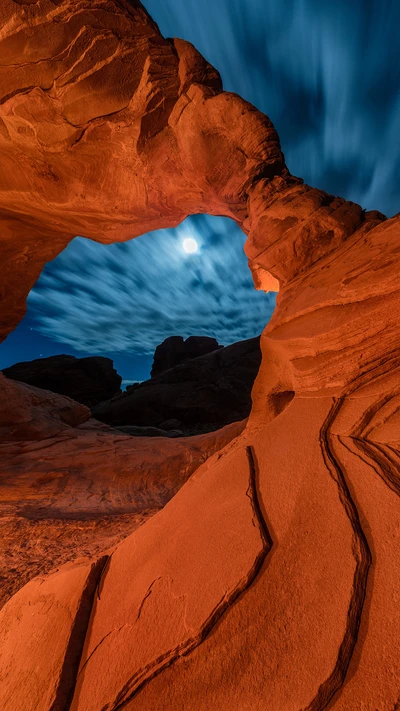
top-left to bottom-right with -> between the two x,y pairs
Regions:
1,0 -> 399,382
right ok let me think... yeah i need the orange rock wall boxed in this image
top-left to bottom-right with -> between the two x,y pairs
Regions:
0,2 -> 399,710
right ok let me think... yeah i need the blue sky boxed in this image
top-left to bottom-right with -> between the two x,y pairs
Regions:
0,0 -> 399,382
2,217 -> 274,383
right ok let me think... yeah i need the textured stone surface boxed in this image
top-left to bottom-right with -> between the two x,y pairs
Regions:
70,444 -> 270,711
0,558 -> 107,711
0,374 -> 244,609
0,0 -> 284,341
93,336 -> 261,432
3,354 -> 122,407
0,2 -> 399,710
151,335 -> 222,377
0,370 -> 90,441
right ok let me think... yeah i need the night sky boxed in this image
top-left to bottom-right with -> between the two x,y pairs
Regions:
1,0 -> 399,384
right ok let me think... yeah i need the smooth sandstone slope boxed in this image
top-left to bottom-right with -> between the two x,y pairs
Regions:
0,2 -> 399,711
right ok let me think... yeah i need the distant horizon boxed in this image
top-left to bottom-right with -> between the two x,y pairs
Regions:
0,318 -> 260,384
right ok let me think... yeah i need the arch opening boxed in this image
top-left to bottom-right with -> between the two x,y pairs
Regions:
0,214 -> 278,436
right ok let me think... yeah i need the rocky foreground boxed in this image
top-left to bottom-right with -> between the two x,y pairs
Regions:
0,370 -> 245,610
0,2 -> 399,710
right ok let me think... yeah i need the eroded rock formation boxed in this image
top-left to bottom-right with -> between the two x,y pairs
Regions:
150,335 -> 223,377
0,0 -> 284,341
0,371 -> 245,610
0,2 -> 399,710
94,336 -> 260,433
3,354 -> 122,406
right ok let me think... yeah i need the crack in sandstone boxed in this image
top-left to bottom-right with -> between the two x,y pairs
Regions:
343,376 -> 400,498
352,438 -> 400,497
302,398 -> 372,711
0,85 -> 37,106
0,24 -> 89,70
77,623 -> 132,681
135,577 -> 162,621
351,388 -> 400,439
347,351 -> 400,396
48,555 -> 109,711
96,555 -> 112,601
87,444 -> 273,711
338,433 -> 386,481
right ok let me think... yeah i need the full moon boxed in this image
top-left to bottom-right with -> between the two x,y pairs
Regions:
182,237 -> 198,254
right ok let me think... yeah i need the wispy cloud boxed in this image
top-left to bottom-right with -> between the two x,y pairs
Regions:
143,0 -> 400,217
9,0 -> 400,367
28,216 -> 275,355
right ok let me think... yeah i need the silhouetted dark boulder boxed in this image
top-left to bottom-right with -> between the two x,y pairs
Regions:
3,355 -> 121,407
93,337 -> 261,434
151,335 -> 223,377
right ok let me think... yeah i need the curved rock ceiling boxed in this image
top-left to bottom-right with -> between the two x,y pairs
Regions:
0,2 -> 399,710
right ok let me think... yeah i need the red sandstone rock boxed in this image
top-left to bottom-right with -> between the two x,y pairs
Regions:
0,0 -> 283,340
0,2 -> 400,710
0,373 -> 245,608
0,558 -> 106,711
70,444 -> 269,711
0,370 -> 90,441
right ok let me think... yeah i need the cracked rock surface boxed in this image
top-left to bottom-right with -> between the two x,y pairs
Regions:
0,2 -> 399,710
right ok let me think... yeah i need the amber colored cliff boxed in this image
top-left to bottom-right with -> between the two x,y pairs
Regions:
0,2 -> 399,710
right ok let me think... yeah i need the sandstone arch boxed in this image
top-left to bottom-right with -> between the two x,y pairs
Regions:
0,2 -> 400,710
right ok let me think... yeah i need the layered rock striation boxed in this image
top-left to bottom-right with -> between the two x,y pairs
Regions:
0,2 -> 399,711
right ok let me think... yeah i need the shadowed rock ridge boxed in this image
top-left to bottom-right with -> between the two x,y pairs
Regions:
150,335 -> 223,377
0,2 -> 399,710
3,354 -> 122,407
93,336 -> 261,433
